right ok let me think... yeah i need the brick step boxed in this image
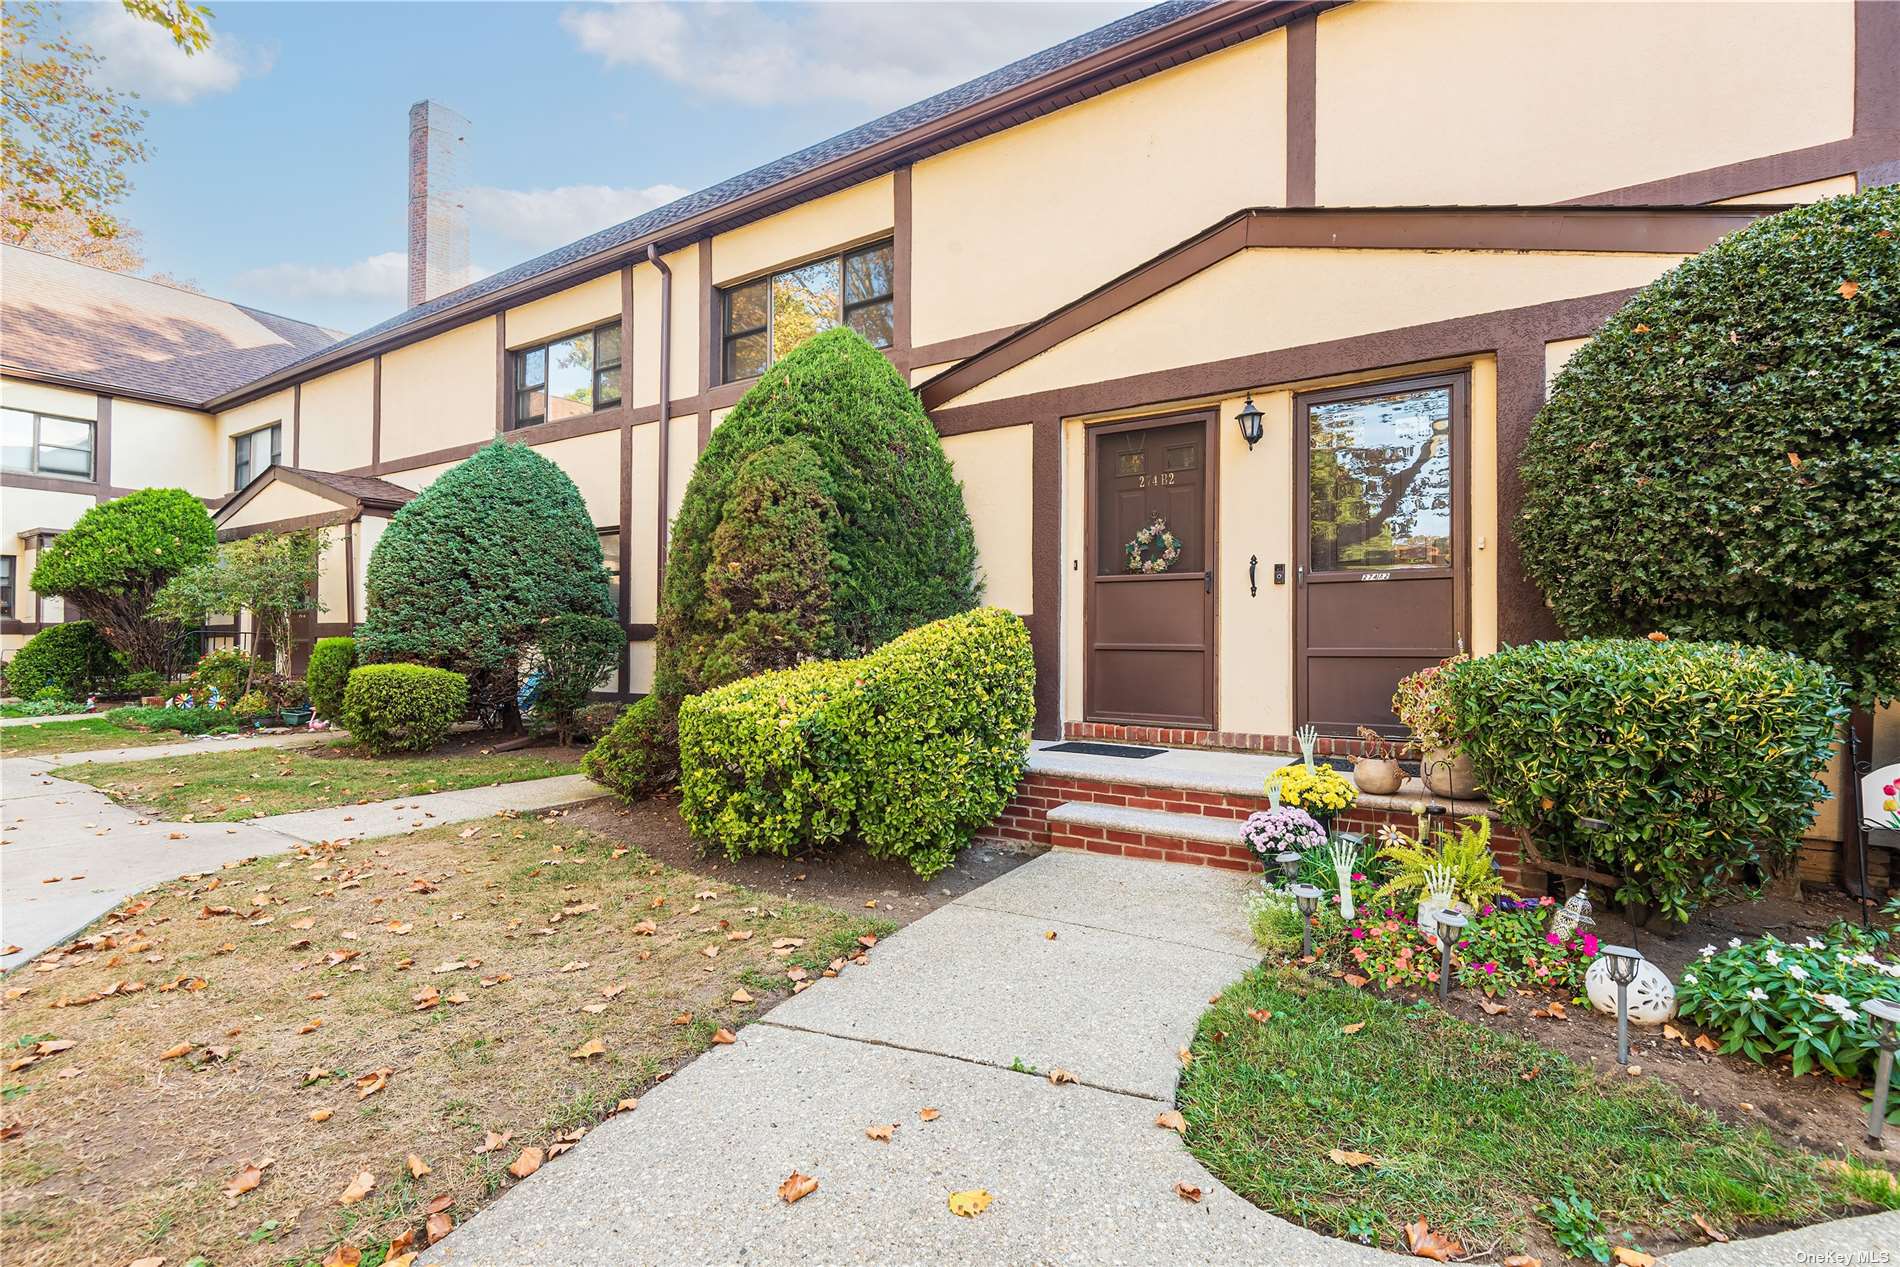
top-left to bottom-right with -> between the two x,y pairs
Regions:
1045,800 -> 1259,872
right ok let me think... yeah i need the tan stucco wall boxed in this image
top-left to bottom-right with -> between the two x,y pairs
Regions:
947,249 -> 1686,409
941,425 -> 1033,615
2,483 -> 94,629
628,422 -> 659,626
218,480 -> 336,532
506,272 -> 621,349
110,398 -> 220,498
296,361 -> 375,474
712,176 -> 893,286
1545,337 -> 1592,389
382,460 -> 460,493
910,31 -> 1286,348
1214,391 -> 1295,737
1314,1 -> 1854,206
1060,419 -> 1085,724
357,514 -> 388,624
1716,175 -> 1860,206
0,377 -> 98,421
379,317 -> 496,463
1468,356 -> 1498,657
316,528 -> 349,625
529,428 -> 621,528
631,246 -> 700,407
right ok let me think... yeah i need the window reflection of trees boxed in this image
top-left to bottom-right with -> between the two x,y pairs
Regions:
1308,388 -> 1452,572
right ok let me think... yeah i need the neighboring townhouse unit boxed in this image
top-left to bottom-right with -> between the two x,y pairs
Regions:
2,2 -> 1894,790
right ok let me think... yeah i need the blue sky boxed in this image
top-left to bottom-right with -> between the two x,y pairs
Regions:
72,0 -> 1140,332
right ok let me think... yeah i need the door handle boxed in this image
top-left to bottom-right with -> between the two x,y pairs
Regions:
1204,569 -> 1213,594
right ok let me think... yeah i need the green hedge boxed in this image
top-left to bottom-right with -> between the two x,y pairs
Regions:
306,636 -> 356,720
7,622 -> 124,699
1445,639 -> 1846,922
1519,188 -> 1899,706
107,705 -> 238,736
678,607 -> 1034,878
339,663 -> 469,754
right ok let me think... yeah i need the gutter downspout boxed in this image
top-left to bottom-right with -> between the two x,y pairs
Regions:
647,243 -> 672,596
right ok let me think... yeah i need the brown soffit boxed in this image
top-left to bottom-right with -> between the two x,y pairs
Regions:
917,204 -> 1776,411
203,0 -> 1332,412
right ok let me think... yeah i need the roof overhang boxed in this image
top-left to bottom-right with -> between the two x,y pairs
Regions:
214,465 -> 413,539
917,203 -> 1783,411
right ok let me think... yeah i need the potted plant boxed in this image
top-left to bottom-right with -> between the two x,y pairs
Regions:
277,678 -> 313,727
1348,726 -> 1405,795
1268,762 -> 1357,835
1392,654 -> 1480,799
233,690 -> 273,729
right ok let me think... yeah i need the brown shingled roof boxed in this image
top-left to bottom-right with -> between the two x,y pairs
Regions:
0,245 -> 339,406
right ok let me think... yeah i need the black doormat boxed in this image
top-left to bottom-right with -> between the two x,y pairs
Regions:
1045,741 -> 1166,759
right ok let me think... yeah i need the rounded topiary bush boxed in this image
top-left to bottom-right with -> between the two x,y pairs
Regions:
306,636 -> 356,720
1519,187 -> 1898,707
1445,638 -> 1847,922
29,488 -> 216,672
6,621 -> 123,699
339,663 -> 469,754
590,328 -> 980,801
356,441 -> 614,720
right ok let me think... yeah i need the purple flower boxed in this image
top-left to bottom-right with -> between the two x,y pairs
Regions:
1546,932 -> 1563,947
1482,962 -> 1498,975
1350,928 -> 1368,940
1480,904 -> 1495,916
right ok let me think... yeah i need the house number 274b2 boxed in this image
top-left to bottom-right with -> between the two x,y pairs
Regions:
1137,472 -> 1178,488
1358,571 -> 1392,581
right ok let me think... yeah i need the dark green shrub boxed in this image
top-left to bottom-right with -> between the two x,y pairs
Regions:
339,663 -> 469,755
118,669 -> 165,697
1446,639 -> 1847,922
186,648 -> 266,704
107,705 -> 238,736
1519,188 -> 1900,706
678,607 -> 1034,878
357,441 -> 614,721
306,636 -> 356,719
582,693 -> 676,794
29,488 -> 216,672
530,613 -> 625,745
574,701 -> 625,741
7,621 -> 123,698
596,329 -> 981,802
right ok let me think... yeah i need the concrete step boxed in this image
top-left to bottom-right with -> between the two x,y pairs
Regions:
1046,800 -> 1257,871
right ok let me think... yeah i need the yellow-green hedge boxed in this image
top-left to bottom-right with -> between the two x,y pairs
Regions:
677,608 -> 1034,877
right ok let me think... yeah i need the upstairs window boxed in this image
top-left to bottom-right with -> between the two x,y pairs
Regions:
722,240 -> 893,382
513,322 -> 622,428
1,409 -> 95,480
233,423 -> 281,490
0,555 -> 14,618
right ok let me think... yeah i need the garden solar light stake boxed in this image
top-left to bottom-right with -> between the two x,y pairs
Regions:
1862,999 -> 1900,1149
1275,850 -> 1302,884
1433,910 -> 1467,1002
1602,945 -> 1644,1066
1291,884 -> 1322,958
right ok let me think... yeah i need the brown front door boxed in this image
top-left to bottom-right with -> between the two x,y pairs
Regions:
1086,410 -> 1217,729
1296,372 -> 1466,736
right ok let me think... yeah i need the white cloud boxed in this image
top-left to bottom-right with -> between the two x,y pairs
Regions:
464,182 -> 691,252
232,252 -> 407,307
560,1 -> 1138,109
83,3 -> 275,105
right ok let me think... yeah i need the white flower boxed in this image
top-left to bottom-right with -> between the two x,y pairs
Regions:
1729,937 -> 1743,949
1699,944 -> 1717,958
1764,948 -> 1781,967
1787,964 -> 1809,982
1682,971 -> 1698,986
1746,987 -> 1768,1002
1819,992 -> 1852,1012
1807,938 -> 1825,951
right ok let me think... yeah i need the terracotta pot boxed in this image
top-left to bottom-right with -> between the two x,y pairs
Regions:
1422,747 -> 1482,800
1350,756 -> 1404,796
140,695 -> 163,706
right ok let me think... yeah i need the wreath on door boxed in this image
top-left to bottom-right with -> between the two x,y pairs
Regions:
1125,517 -> 1184,574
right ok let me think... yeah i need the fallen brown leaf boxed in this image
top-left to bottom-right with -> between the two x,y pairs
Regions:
711,1028 -> 737,1045
338,1169 -> 376,1205
1340,1021 -> 1366,1035
322,1246 -> 361,1267
407,1153 -> 431,1179
865,1123 -> 895,1142
1479,1000 -> 1510,1016
1404,1216 -> 1464,1262
427,1210 -> 454,1243
919,1107 -> 941,1122
309,1108 -> 335,1123
1047,1068 -> 1076,1085
569,1038 -> 607,1060
158,1042 -> 191,1061
224,1160 -> 266,1197
474,1130 -> 512,1154
1327,1148 -> 1378,1168
1155,1110 -> 1186,1133
1174,1181 -> 1202,1203
1692,1214 -> 1728,1243
948,1187 -> 991,1216
508,1147 -> 544,1179
779,1170 -> 818,1204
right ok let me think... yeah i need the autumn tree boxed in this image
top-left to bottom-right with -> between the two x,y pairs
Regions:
1,1 -> 212,255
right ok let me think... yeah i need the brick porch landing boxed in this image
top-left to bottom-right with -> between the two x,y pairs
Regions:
982,741 -> 1528,890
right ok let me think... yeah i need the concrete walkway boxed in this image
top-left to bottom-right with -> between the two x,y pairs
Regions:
433,848 -> 1900,1267
1,742 -> 605,968
0,711 -> 95,727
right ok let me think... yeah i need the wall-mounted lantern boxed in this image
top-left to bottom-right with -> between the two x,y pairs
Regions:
1236,394 -> 1264,450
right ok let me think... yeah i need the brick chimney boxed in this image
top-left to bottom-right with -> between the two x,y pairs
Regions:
406,100 -> 470,308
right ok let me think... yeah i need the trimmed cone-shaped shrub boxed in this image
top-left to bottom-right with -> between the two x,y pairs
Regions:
29,488 -> 216,672
1519,188 -> 1899,707
1445,638 -> 1846,922
678,607 -> 1034,878
356,441 -> 614,719
340,663 -> 469,754
306,636 -> 356,720
591,328 -> 980,800
6,621 -> 123,699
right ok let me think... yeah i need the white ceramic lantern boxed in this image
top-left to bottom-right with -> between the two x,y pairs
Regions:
1585,955 -> 1677,1025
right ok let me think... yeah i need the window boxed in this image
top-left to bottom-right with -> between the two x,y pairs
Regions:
722,240 -> 893,382
0,555 -> 14,618
513,322 -> 622,428
1,409 -> 95,480
1306,385 -> 1454,572
233,423 -> 282,489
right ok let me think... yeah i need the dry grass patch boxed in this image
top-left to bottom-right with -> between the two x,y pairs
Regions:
55,741 -> 582,821
0,814 -> 889,1267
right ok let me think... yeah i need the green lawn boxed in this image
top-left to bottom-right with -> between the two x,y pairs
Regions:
1178,964 -> 1880,1262
56,741 -> 583,820
0,717 -> 180,758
